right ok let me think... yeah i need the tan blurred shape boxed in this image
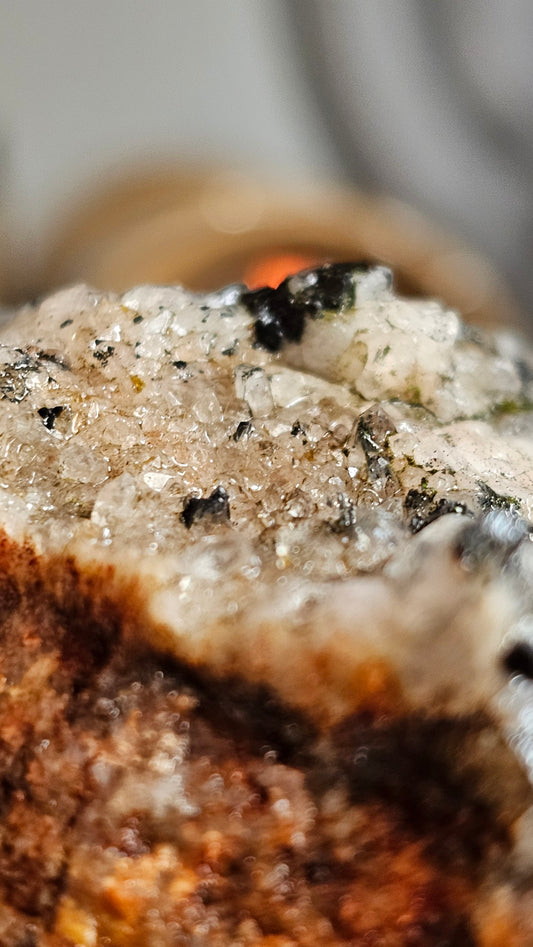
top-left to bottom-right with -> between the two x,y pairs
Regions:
41,166 -> 524,330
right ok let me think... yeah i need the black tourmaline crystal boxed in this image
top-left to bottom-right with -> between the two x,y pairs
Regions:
242,262 -> 373,352
181,486 -> 230,529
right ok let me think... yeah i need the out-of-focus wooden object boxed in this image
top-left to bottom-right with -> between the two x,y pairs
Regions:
41,166 -> 525,330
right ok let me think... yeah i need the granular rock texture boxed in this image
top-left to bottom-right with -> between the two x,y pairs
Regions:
0,266 -> 533,943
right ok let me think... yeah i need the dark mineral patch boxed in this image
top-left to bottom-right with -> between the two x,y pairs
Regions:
0,350 -> 42,403
35,350 -> 70,371
37,405 -> 65,431
92,343 -> 115,366
405,485 -> 470,534
244,285 -> 305,352
356,405 -> 397,483
290,421 -> 306,439
181,486 -> 230,529
478,481 -> 521,515
232,419 -> 253,442
243,262 -> 374,352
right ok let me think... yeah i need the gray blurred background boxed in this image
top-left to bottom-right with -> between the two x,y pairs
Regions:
0,0 -> 532,321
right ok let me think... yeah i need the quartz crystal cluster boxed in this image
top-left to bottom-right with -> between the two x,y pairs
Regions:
1,267 -> 533,710
0,265 -> 533,943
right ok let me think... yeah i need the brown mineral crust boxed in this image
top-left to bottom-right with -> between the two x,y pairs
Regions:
51,664 -> 480,947
0,528 -> 526,945
0,531 -> 151,943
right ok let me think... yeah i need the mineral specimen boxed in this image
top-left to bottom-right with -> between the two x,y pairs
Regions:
0,266 -> 532,943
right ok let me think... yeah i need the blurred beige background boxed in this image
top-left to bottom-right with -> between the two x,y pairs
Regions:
0,1 -> 532,325
0,2 -> 341,252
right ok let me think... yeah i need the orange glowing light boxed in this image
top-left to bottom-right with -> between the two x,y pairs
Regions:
244,252 -> 321,289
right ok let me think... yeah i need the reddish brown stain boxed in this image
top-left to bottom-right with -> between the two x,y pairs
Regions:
0,529 -> 524,944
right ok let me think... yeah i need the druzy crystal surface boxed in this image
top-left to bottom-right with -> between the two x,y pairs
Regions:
0,266 -> 533,943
